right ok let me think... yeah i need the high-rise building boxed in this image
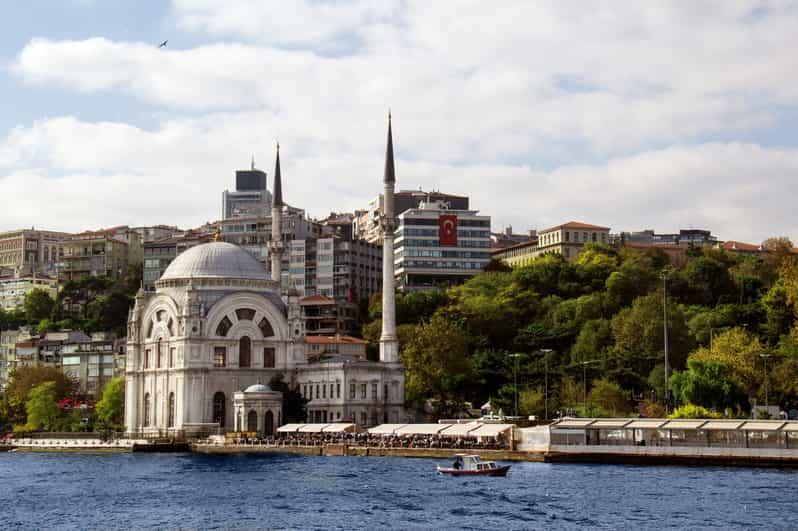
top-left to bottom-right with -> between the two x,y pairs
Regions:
221,160 -> 273,220
394,201 -> 492,292
354,190 -> 470,244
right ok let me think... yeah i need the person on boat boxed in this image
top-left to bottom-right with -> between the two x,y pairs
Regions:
453,457 -> 463,470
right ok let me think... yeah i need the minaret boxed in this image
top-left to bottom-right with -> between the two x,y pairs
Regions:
269,142 -> 284,285
380,113 -> 399,363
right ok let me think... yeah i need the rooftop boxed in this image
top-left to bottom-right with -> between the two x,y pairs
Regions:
540,221 -> 611,233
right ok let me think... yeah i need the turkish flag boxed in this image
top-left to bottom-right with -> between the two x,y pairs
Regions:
439,214 -> 458,246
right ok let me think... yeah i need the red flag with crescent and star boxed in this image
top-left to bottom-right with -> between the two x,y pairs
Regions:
439,214 -> 458,246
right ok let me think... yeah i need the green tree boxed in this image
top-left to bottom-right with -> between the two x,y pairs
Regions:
400,313 -> 473,417
518,386 -> 545,418
95,377 -> 125,428
2,366 -> 76,426
689,327 -> 764,395
24,288 -> 55,323
25,381 -> 60,431
670,359 -> 749,414
668,404 -> 721,419
269,373 -> 308,423
684,256 -> 736,305
587,379 -> 630,417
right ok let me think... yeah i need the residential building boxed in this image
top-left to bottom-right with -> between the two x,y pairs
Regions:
305,335 -> 367,361
300,295 -> 340,336
0,275 -> 58,310
60,226 -> 143,281
132,225 -> 180,243
491,225 -> 538,250
222,162 -> 273,220
0,329 -> 21,389
394,201 -> 492,291
0,229 -> 71,276
59,332 -> 122,397
354,190 -> 470,244
619,228 -> 718,246
493,221 -> 612,266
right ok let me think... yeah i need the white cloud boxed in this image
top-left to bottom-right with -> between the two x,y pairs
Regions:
1,115 -> 796,243
3,1 -> 798,243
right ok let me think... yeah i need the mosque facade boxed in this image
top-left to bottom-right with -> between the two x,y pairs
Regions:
124,119 -> 406,437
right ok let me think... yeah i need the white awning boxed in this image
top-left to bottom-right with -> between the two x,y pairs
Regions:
590,419 -> 633,429
701,420 -> 744,431
298,424 -> 331,433
276,423 -> 306,433
663,420 -> 707,430
626,419 -> 667,429
367,424 -> 407,435
741,421 -> 785,431
321,423 -> 360,433
468,423 -> 513,438
439,422 -> 480,437
395,424 -> 449,435
553,419 -> 594,428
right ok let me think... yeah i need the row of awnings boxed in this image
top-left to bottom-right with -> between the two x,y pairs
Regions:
552,418 -> 798,432
276,422 -> 514,437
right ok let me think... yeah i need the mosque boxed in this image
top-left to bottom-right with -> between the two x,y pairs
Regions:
124,117 -> 405,437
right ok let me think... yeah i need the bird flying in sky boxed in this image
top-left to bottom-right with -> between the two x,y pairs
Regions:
158,40 -> 168,48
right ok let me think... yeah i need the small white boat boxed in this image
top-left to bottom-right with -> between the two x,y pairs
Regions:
437,454 -> 511,477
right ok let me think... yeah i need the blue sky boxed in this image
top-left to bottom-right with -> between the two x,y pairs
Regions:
2,1 -> 798,243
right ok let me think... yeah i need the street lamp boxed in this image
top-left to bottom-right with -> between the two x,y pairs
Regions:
662,270 -> 670,411
760,353 -> 772,415
540,349 -> 553,420
580,360 -> 600,417
509,353 -> 521,418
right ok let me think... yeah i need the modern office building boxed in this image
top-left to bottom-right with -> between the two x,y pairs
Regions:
221,162 -> 273,220
394,201 -> 492,291
354,190 -> 470,244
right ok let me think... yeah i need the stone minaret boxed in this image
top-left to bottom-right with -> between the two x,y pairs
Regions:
380,113 -> 399,363
270,142 -> 284,285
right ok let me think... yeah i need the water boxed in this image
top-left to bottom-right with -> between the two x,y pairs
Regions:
1,453 -> 797,530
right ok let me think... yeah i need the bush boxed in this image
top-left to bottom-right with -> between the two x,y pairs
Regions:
667,403 -> 721,419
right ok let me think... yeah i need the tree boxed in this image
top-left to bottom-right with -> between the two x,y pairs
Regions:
25,381 -> 60,431
670,359 -> 749,414
2,366 -> 77,426
689,327 -> 764,395
24,288 -> 55,324
668,404 -> 721,419
269,373 -> 308,423
518,386 -> 545,418
684,256 -> 736,305
587,379 -> 630,417
400,313 -> 473,417
95,377 -> 125,428
762,237 -> 794,267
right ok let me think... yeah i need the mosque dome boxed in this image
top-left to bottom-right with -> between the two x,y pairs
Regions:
244,384 -> 272,393
160,242 -> 269,282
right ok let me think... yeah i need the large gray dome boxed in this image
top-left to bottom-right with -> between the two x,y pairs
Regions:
160,242 -> 269,281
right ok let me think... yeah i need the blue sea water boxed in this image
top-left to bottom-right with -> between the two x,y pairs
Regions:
1,452 -> 797,530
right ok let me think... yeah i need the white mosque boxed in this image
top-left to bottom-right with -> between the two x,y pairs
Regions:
124,118 -> 406,437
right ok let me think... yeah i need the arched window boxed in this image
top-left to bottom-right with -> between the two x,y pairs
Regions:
213,392 -> 226,427
167,392 -> 175,428
239,336 -> 251,368
264,410 -> 274,435
143,393 -> 151,426
247,410 -> 258,432
216,316 -> 233,337
258,317 -> 274,338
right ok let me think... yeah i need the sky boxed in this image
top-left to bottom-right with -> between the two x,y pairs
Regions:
1,0 -> 798,243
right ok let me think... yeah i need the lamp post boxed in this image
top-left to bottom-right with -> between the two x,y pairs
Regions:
760,353 -> 772,414
509,353 -> 521,418
540,349 -> 553,420
662,270 -> 670,411
580,360 -> 600,417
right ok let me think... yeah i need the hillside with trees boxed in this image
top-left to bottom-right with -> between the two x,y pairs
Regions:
364,241 -> 798,419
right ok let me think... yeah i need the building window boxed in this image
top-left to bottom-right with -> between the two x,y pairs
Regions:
169,347 -> 175,368
213,392 -> 226,427
239,336 -> 251,368
235,308 -> 256,321
565,231 -> 570,242
592,232 -> 597,242
167,392 -> 175,428
214,347 -> 226,368
157,340 -> 163,368
322,384 -> 326,399
360,412 -> 367,426
371,382 -> 378,400
258,317 -> 274,338
216,316 -> 233,337
384,384 -> 389,401
350,383 -> 356,399
360,383 -> 366,400
330,383 -> 335,399
309,385 -> 313,400
336,383 -> 341,398
143,393 -> 151,426
263,348 -> 275,368
316,384 -> 320,399
144,349 -> 151,369
247,410 -> 258,432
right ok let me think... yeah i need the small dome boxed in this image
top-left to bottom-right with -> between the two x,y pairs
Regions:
244,384 -> 272,393
160,242 -> 269,281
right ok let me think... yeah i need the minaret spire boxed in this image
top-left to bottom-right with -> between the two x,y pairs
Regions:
380,112 -> 399,364
269,141 -> 284,285
251,156 -> 255,171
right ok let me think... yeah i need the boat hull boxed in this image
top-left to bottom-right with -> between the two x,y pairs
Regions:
437,465 -> 511,477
